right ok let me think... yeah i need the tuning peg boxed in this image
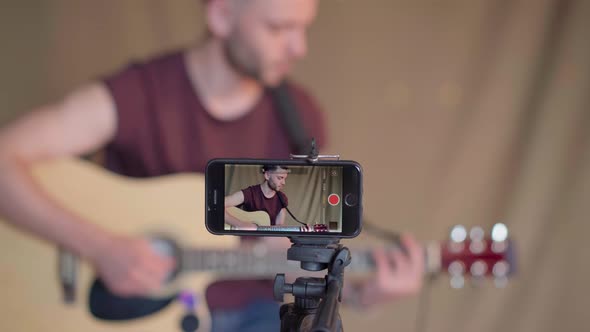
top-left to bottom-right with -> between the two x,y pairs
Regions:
492,260 -> 510,288
466,260 -> 487,288
448,260 -> 466,289
468,226 -> 485,254
470,260 -> 488,277
491,223 -> 508,242
469,226 -> 484,241
450,225 -> 467,243
448,260 -> 465,276
492,260 -> 510,277
449,225 -> 467,253
450,275 -> 465,289
491,223 -> 509,253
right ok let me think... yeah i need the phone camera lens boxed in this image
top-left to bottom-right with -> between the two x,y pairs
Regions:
344,193 -> 358,207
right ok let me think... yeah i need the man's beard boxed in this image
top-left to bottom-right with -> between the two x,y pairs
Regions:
222,33 -> 263,82
268,179 -> 280,192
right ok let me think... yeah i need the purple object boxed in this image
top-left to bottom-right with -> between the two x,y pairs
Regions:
178,291 -> 199,311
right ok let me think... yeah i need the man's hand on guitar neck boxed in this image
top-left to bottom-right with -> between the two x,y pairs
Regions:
343,234 -> 424,308
89,234 -> 176,297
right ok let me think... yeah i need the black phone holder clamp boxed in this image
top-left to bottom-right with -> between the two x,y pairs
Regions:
290,138 -> 340,163
274,237 -> 351,332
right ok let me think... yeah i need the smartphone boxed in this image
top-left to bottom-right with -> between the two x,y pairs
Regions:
205,158 -> 363,238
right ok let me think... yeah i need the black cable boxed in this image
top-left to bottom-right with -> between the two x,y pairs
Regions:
276,192 -> 308,226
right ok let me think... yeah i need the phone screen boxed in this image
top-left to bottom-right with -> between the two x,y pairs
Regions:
205,159 -> 362,238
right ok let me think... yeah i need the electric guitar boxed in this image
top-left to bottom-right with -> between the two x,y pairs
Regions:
0,158 -> 515,332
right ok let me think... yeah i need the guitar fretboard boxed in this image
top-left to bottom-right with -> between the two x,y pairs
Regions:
256,226 -> 307,232
177,238 -> 513,280
181,247 -> 378,277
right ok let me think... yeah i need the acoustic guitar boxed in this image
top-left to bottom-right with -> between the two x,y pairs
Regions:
0,158 -> 515,332
225,206 -> 270,227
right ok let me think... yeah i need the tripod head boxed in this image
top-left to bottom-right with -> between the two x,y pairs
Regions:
274,237 -> 351,332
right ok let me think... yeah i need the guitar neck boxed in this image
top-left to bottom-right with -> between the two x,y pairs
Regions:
179,243 -> 443,278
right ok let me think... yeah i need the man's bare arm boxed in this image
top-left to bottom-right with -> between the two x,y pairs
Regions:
0,83 -> 117,259
224,190 -> 245,208
275,208 -> 287,225
0,82 -> 173,295
224,191 -> 257,229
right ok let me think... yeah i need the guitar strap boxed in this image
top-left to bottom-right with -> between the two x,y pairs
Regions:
276,190 -> 307,226
268,80 -> 312,155
269,81 -> 400,242
269,80 -> 313,226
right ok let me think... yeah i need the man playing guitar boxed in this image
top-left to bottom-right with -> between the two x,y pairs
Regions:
0,0 -> 424,330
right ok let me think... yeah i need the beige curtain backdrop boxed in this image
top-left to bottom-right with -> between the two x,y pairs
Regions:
1,0 -> 589,331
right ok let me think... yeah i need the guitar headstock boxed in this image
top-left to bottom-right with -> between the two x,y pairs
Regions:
432,223 -> 516,288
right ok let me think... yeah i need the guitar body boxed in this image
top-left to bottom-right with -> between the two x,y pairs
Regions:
226,207 -> 272,227
0,158 -> 237,332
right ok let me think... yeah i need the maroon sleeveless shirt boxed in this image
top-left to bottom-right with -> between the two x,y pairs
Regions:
242,184 -> 289,225
102,50 -> 326,311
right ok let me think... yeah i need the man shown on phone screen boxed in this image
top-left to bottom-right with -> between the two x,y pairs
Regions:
225,165 -> 290,229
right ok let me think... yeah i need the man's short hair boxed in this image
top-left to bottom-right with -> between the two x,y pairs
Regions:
261,165 -> 290,173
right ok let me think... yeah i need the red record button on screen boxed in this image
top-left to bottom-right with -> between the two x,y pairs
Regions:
328,194 -> 340,206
